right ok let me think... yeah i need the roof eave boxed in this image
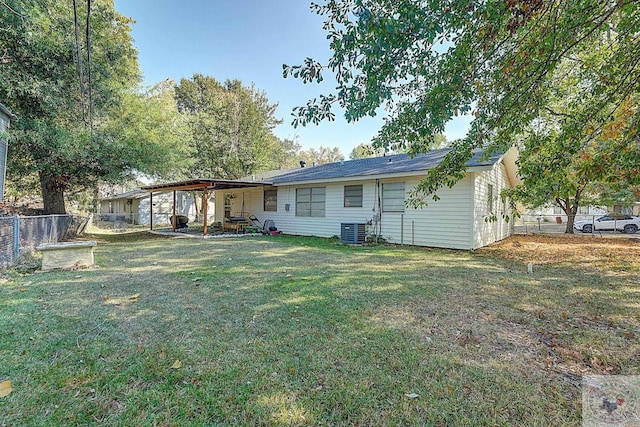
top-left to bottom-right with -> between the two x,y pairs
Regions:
0,103 -> 17,120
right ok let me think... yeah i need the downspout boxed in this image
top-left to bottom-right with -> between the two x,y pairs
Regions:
376,179 -> 382,243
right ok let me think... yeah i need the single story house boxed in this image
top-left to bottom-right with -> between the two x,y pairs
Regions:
519,205 -> 608,224
143,147 -> 519,250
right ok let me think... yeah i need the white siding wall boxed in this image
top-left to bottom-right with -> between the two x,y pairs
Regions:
472,162 -> 513,249
378,176 -> 475,249
220,177 -> 479,249
266,180 -> 374,238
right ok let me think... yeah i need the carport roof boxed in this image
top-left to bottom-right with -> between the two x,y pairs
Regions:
141,179 -> 271,192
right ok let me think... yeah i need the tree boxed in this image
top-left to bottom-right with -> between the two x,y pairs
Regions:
284,1 -> 640,204
174,75 -> 293,179
268,137 -> 303,170
298,146 -> 344,165
349,143 -> 385,159
1,0 -> 179,214
505,38 -> 640,233
349,134 -> 448,159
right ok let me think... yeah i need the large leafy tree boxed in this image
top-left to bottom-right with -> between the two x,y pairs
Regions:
284,1 -> 640,205
349,143 -> 385,159
508,53 -> 640,233
299,145 -> 344,165
175,74 -> 296,179
1,0 -> 181,214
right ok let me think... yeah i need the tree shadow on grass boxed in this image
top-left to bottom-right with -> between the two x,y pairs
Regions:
1,235 -> 638,425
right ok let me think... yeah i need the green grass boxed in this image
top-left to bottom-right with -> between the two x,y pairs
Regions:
1,232 -> 638,426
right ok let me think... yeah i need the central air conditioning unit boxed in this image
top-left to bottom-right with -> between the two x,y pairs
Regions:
341,223 -> 366,244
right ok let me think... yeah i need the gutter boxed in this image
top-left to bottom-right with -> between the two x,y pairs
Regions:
0,103 -> 17,121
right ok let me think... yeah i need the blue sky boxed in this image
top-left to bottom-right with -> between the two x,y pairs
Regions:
113,0 -> 471,156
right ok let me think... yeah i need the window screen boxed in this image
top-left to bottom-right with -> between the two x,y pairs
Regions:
296,187 -> 326,217
344,185 -> 363,207
382,182 -> 405,212
264,189 -> 277,212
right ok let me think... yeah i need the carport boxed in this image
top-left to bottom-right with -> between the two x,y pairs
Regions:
141,179 -> 271,235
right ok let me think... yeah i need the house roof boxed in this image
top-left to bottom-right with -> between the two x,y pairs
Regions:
270,148 -> 504,184
139,147 -> 518,194
0,103 -> 17,120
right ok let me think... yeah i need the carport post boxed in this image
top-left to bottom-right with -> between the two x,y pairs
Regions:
172,190 -> 177,232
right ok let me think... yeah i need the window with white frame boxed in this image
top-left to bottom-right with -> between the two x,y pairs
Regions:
382,182 -> 405,212
344,185 -> 363,207
264,189 -> 277,212
296,187 -> 326,217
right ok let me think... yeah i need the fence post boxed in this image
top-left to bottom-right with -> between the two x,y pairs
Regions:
50,215 -> 56,242
13,215 -> 19,262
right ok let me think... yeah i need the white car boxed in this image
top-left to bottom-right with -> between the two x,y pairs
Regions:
574,214 -> 640,234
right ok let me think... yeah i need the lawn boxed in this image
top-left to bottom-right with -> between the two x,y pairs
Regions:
1,233 -> 638,426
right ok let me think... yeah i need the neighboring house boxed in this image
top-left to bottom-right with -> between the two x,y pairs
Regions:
213,147 -> 519,250
100,189 -> 214,225
611,202 -> 640,216
519,205 -> 608,223
0,103 -> 17,202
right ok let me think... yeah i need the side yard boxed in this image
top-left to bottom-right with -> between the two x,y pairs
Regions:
0,233 -> 638,425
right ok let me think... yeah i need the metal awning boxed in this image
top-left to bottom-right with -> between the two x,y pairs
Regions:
141,178 -> 272,192
140,179 -> 272,236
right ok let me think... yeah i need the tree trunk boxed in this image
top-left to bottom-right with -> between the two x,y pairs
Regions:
564,213 -> 575,234
561,204 -> 578,234
92,186 -> 99,217
39,171 -> 67,214
190,191 -> 200,222
556,197 -> 576,234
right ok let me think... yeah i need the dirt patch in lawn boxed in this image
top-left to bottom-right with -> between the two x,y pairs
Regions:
479,234 -> 640,274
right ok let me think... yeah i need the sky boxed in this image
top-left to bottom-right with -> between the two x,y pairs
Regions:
113,0 -> 472,156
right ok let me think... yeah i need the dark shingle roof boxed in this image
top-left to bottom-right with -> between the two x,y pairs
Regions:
271,148 -> 502,184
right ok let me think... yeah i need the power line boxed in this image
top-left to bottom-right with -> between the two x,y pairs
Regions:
72,0 -> 86,123
86,0 -> 92,132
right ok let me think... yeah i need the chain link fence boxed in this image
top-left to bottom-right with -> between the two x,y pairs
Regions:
515,214 -> 640,236
0,215 -> 89,268
0,216 -> 19,268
